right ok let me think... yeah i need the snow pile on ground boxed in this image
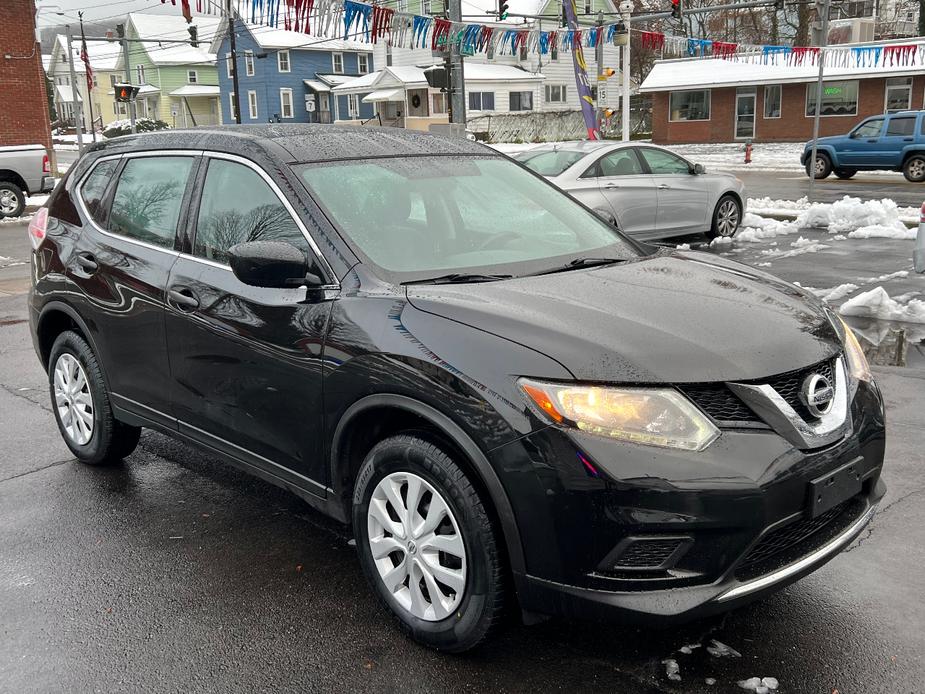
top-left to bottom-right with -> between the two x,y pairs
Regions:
840,287 -> 925,323
736,213 -> 799,242
749,196 -> 920,228
671,142 -> 802,172
812,283 -> 860,303
847,225 -> 916,240
706,639 -> 742,658
738,676 -> 780,693
662,658 -> 681,681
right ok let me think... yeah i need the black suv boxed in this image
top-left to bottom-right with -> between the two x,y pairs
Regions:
29,126 -> 885,652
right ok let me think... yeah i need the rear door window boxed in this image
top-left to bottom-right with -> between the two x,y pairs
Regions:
79,159 -> 119,224
886,116 -> 915,136
109,156 -> 194,249
592,149 -> 645,177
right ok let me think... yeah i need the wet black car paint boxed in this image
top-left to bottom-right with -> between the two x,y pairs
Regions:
29,125 -> 885,625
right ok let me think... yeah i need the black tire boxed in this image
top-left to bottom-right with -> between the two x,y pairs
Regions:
805,152 -> 832,179
48,330 -> 141,465
834,168 -> 857,180
903,155 -> 925,183
708,194 -> 741,239
0,180 -> 26,218
352,434 -> 506,653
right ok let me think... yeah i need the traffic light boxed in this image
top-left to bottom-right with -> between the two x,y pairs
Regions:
188,24 -> 199,48
114,83 -> 140,103
671,0 -> 682,20
498,0 -> 510,20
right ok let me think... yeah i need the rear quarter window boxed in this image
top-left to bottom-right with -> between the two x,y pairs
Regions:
886,116 -> 915,137
79,159 -> 119,224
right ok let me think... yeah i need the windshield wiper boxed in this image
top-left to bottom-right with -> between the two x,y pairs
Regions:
402,273 -> 514,286
528,257 -> 627,276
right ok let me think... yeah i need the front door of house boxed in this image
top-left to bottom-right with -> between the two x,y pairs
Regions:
735,92 -> 756,139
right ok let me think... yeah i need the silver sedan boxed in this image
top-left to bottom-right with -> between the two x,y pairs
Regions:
514,142 -> 746,241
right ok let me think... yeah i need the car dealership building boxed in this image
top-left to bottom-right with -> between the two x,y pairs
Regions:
639,42 -> 925,144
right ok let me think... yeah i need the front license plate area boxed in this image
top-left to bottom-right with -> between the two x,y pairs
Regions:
809,458 -> 863,518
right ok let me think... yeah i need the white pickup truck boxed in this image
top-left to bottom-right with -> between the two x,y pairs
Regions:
0,144 -> 55,218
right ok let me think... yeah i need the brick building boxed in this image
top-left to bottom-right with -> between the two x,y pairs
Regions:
640,43 -> 925,144
0,0 -> 53,157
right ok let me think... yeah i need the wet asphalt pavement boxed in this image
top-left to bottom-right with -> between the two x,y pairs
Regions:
1,217 -> 924,693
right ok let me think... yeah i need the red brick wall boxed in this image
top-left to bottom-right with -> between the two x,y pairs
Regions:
0,0 -> 52,159
651,76 -> 925,144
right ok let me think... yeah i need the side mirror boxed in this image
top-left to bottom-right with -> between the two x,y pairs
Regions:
849,130 -> 862,139
228,240 -> 322,289
692,163 -> 706,175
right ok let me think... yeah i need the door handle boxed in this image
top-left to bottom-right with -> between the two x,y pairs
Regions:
866,139 -> 878,143
75,252 -> 98,273
604,182 -> 620,189
167,286 -> 200,311
904,137 -> 914,142
657,183 -> 670,189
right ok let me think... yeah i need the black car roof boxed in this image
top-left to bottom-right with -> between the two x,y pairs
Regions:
87,124 -> 492,163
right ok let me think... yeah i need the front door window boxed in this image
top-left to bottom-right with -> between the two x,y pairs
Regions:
735,92 -> 756,139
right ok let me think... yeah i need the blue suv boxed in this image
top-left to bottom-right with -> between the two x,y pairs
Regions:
802,110 -> 925,182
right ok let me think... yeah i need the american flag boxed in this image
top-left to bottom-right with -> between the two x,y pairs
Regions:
79,36 -> 94,93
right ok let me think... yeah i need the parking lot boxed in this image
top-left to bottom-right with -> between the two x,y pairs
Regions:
1,214 -> 924,693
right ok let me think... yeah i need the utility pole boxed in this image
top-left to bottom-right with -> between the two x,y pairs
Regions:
78,12 -> 97,143
64,25 -> 85,152
447,0 -> 466,125
620,0 -> 632,142
595,10 -> 604,132
117,24 -> 137,133
227,0 -> 242,124
807,0 -> 829,201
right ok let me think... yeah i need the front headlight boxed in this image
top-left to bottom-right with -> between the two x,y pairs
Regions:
838,316 -> 872,384
519,379 -> 720,451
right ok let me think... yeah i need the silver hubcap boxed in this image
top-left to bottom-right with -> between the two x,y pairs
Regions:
909,159 -> 925,178
814,157 -> 826,175
53,353 -> 94,446
367,471 -> 467,621
716,200 -> 740,237
0,189 -> 17,215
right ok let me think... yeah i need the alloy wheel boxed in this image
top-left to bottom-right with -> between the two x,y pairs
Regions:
367,471 -> 467,621
814,157 -> 826,176
53,353 -> 94,446
716,199 -> 740,237
0,189 -> 18,215
908,159 -> 925,179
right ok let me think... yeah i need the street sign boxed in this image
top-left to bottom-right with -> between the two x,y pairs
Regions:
598,85 -> 607,102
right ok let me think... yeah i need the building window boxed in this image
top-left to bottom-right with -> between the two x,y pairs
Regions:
92,75 -> 98,87
332,52 -> 344,74
423,0 -> 432,14
109,74 -> 119,87
763,84 -> 781,118
187,70 -> 198,84
432,92 -> 447,114
225,53 -> 233,78
136,64 -> 145,84
669,89 -> 710,121
280,88 -> 294,118
358,53 -> 370,74
229,92 -> 237,120
510,91 -> 533,111
247,90 -> 258,119
545,84 -> 567,103
885,77 -> 912,112
347,93 -> 359,116
278,50 -> 290,73
245,50 -> 255,77
468,91 -> 495,111
584,0 -> 592,13
806,80 -> 858,116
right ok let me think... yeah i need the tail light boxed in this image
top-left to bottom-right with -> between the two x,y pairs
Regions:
42,154 -> 51,175
28,207 -> 49,250
920,201 -> 925,224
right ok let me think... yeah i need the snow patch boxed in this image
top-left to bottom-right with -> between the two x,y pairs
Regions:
706,639 -> 741,658
813,283 -> 859,303
738,676 -> 780,693
736,213 -> 799,242
662,658 -> 681,681
678,643 -> 701,654
847,225 -> 916,240
840,287 -> 925,323
864,270 -> 909,283
675,243 -> 691,250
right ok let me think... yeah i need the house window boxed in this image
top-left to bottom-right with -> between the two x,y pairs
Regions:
109,74 -> 119,87
432,92 -> 447,114
226,52 -> 233,79
358,53 -> 370,74
422,0 -> 432,14
806,80 -> 858,116
92,75 -> 98,87
509,91 -> 534,111
551,44 -> 558,61
187,70 -> 198,84
247,90 -> 258,119
669,89 -> 711,121
584,0 -> 592,13
468,91 -> 495,111
332,52 -> 344,74
396,0 -> 407,10
885,77 -> 912,112
347,93 -> 359,117
245,50 -> 255,77
764,84 -> 781,118
280,88 -> 294,118
545,84 -> 567,103
278,50 -> 290,73
136,64 -> 145,84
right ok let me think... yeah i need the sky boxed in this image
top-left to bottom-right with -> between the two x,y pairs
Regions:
36,0 -> 175,27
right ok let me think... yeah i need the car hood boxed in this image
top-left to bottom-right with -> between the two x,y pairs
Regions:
805,135 -> 843,148
405,251 -> 842,383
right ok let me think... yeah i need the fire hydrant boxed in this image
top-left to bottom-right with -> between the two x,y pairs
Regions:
744,140 -> 753,165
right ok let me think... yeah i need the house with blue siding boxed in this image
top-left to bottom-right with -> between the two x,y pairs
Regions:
210,20 -> 375,124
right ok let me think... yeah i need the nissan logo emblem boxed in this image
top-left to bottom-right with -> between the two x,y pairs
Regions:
800,373 -> 835,418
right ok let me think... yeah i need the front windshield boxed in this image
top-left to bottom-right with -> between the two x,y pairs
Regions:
296,155 -> 638,281
515,149 -> 586,176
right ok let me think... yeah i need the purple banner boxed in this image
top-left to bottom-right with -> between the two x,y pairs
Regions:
563,0 -> 600,140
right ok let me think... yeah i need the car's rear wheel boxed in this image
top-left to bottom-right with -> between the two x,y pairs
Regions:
352,434 -> 506,652
834,168 -> 857,180
0,181 -> 25,218
709,195 -> 741,238
806,152 -> 832,179
903,155 -> 925,183
48,331 -> 141,465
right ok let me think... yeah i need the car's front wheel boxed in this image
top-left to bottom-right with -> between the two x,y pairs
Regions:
0,181 -> 25,218
353,434 -> 506,652
709,195 -> 741,238
903,155 -> 925,183
48,331 -> 141,465
806,152 -> 832,179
